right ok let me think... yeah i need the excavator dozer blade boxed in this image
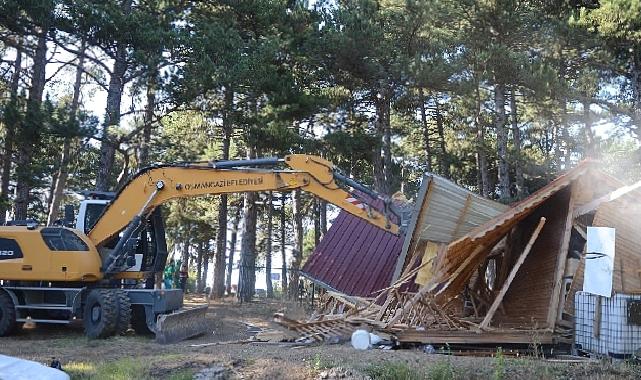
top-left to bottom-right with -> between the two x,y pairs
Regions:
155,305 -> 209,344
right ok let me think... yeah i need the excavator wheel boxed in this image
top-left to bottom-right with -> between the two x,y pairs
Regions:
131,305 -> 153,335
83,289 -> 118,338
114,290 -> 131,335
0,290 -> 17,336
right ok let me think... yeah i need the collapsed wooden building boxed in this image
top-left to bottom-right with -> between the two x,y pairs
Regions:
278,162 -> 641,348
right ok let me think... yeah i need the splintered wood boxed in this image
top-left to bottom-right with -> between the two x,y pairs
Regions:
274,213 -> 560,346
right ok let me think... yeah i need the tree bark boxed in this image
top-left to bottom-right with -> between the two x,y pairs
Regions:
225,205 -> 240,295
313,199 -> 320,246
583,100 -> 596,158
510,88 -> 525,200
495,82 -> 510,201
288,189 -> 303,299
418,88 -> 432,172
0,42 -> 22,225
280,193 -> 288,295
15,25 -> 48,220
475,82 -> 490,197
138,70 -> 157,168
434,99 -> 449,178
265,192 -> 274,298
47,40 -> 86,225
212,88 -> 233,299
238,146 -> 258,303
319,200 -> 327,237
373,90 -> 391,195
95,0 -> 132,191
202,242 -> 210,293
196,241 -> 204,293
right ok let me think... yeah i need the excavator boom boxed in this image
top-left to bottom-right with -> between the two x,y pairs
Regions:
89,154 -> 399,250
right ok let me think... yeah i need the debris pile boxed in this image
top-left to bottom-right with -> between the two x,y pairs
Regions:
277,163 -> 641,356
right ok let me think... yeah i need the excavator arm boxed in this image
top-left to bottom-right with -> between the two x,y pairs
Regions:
88,154 -> 399,274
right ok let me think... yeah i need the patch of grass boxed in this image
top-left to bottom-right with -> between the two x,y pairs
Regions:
365,361 -> 425,380
312,353 -> 333,371
427,359 -> 456,380
167,368 -> 196,380
493,347 -> 505,380
66,358 -> 151,380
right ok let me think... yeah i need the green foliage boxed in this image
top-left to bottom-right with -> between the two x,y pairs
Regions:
365,361 -> 424,380
493,347 -> 506,380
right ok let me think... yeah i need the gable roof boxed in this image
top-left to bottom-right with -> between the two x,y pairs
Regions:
430,161 -> 618,299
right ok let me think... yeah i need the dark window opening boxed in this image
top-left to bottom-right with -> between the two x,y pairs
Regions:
84,203 -> 107,234
41,228 -> 89,251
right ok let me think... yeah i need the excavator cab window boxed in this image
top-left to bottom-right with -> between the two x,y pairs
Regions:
41,228 -> 90,251
83,203 -> 107,234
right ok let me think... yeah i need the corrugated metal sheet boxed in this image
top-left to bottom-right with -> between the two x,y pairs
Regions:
301,210 -> 404,297
392,174 -> 508,281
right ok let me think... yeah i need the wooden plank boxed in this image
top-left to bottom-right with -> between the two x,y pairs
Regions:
479,217 -> 547,331
550,185 -> 577,326
451,194 -> 473,241
396,329 -> 558,345
384,244 -> 450,328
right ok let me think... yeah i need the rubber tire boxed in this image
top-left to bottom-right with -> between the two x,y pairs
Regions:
0,290 -> 17,336
131,305 -> 153,335
114,290 -> 131,335
83,289 -> 118,339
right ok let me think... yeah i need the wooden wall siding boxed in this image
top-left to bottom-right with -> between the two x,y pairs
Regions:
491,188 -> 571,329
564,194 -> 641,317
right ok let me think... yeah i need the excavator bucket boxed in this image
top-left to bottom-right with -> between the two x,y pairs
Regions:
154,305 -> 209,344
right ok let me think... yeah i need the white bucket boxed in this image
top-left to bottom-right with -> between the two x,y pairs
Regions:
351,329 -> 371,350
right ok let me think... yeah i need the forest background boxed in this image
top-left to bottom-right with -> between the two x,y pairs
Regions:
0,0 -> 638,301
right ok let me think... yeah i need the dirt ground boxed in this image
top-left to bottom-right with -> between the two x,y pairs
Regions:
1,296 -> 640,380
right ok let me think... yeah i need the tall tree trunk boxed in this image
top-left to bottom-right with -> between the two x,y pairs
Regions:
418,88 -> 432,172
238,191 -> 258,302
475,82 -> 490,197
138,70 -> 157,168
95,0 -> 132,191
511,88 -> 525,199
319,200 -> 327,237
434,100 -> 449,178
225,205 -> 240,295
196,241 -> 204,293
373,91 -> 391,195
495,82 -> 510,201
553,123 -> 562,169
202,243 -> 210,293
15,25 -> 48,220
313,199 -> 320,246
238,146 -> 258,303
288,190 -> 303,299
382,98 -> 392,195
265,192 -> 274,298
47,40 -> 86,225
1,42 -> 22,225
212,88 -> 233,299
583,100 -> 596,158
280,193 -> 288,295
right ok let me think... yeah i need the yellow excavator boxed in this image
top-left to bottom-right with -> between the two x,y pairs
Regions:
0,155 -> 399,343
